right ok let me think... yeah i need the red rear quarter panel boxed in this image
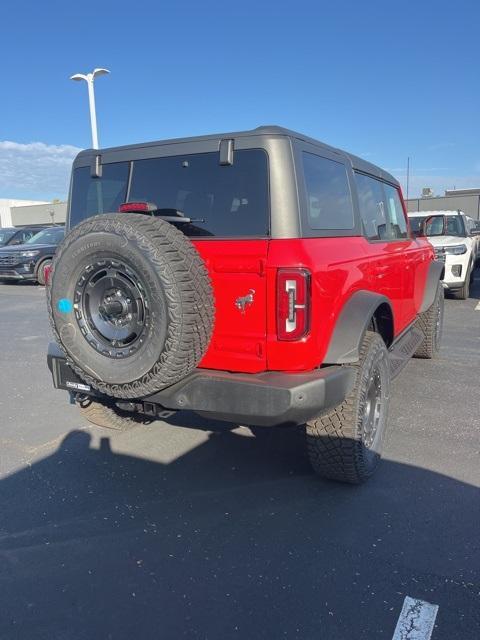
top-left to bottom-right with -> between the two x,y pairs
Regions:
266,237 -> 412,371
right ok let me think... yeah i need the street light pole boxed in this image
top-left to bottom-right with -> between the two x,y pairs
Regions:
406,156 -> 410,201
70,68 -> 110,149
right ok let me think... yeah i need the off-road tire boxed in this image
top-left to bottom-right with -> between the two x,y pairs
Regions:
413,282 -> 444,358
47,213 -> 214,399
36,259 -> 52,286
306,331 -> 390,484
77,397 -> 151,431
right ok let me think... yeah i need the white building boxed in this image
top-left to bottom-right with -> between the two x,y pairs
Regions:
0,199 -> 67,227
406,188 -> 480,220
0,199 -> 48,227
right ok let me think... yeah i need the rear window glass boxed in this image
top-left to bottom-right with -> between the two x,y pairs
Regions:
302,152 -> 354,230
69,150 -> 269,237
70,162 -> 130,229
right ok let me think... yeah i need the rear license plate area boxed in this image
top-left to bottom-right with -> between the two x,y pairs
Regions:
53,358 -> 92,393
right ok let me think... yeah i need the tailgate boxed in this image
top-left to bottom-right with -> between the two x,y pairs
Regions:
194,240 -> 269,373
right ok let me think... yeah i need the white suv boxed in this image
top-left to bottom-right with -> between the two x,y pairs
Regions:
408,210 -> 480,299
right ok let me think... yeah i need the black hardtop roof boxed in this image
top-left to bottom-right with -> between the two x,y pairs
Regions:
76,125 -> 399,186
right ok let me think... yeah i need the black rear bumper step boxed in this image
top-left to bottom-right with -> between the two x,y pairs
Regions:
48,324 -> 421,427
47,342 -> 355,427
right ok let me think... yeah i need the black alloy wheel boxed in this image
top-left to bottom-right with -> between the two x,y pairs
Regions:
75,259 -> 150,359
361,364 -> 384,452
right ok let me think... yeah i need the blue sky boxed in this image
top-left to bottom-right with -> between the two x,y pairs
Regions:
1,0 -> 479,200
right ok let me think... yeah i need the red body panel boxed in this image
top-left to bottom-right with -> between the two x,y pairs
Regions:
194,240 -> 269,372
194,235 -> 433,375
267,237 -> 371,371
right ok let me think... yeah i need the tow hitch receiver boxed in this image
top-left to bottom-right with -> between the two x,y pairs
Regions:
115,400 -> 176,420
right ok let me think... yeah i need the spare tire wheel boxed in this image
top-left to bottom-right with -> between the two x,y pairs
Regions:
47,213 -> 214,399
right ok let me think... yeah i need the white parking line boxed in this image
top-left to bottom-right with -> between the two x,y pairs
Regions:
392,596 -> 439,640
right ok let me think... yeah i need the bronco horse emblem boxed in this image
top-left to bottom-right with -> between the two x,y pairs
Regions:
235,289 -> 255,314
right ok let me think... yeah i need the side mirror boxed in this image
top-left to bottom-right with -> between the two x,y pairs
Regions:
420,215 -> 445,237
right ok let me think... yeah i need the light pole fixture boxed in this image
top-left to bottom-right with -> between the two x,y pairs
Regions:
70,68 -> 110,149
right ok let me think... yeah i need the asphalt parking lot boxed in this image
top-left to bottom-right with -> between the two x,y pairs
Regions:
0,276 -> 479,640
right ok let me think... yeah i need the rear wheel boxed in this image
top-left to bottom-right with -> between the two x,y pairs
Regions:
76,397 -> 151,431
306,331 -> 390,484
414,281 -> 444,358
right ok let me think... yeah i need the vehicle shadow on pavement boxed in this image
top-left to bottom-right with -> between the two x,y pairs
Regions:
0,428 -> 478,640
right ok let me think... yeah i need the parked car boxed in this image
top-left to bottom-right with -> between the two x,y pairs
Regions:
46,126 -> 444,484
0,226 -> 65,285
408,210 -> 479,299
0,225 -> 50,247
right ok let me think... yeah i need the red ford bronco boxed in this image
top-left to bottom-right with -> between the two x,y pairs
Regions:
47,126 -> 444,483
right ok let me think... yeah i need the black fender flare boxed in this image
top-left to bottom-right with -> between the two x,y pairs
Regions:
323,291 -> 393,365
418,260 -> 444,313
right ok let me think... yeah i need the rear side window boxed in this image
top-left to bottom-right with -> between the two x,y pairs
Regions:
302,153 -> 354,230
69,150 -> 269,237
466,216 -> 478,234
355,173 -> 408,241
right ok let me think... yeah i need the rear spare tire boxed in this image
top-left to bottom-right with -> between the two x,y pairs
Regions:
47,213 -> 214,399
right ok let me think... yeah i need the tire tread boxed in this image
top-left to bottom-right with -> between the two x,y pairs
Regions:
413,282 -> 443,358
306,331 -> 390,484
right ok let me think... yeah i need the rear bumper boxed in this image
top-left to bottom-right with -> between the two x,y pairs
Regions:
47,342 -> 355,427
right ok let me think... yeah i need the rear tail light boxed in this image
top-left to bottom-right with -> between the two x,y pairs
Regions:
277,268 -> 310,341
119,202 -> 157,213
